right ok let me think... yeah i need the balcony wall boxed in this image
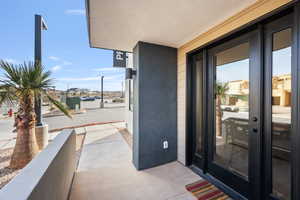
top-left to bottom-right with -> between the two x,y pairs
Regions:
0,129 -> 76,200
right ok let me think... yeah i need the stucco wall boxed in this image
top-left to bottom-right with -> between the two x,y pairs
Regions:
133,41 -> 177,170
177,0 -> 292,165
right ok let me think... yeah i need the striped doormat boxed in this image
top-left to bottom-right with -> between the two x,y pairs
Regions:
186,180 -> 230,200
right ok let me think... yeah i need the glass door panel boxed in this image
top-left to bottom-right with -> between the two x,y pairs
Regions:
214,42 -> 250,180
207,31 -> 260,198
271,28 -> 292,200
264,13 -> 293,200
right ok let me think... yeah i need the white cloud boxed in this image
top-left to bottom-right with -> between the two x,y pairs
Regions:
65,9 -> 86,15
48,56 -> 60,61
51,65 -> 62,72
58,77 -> 98,81
3,58 -> 18,64
92,67 -> 125,73
62,61 -> 72,65
48,57 -> 72,71
57,74 -> 123,81
93,67 -> 117,72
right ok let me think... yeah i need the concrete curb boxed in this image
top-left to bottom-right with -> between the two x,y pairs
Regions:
43,110 -> 86,118
49,120 -> 124,133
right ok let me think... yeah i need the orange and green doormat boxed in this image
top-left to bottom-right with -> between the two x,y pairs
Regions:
186,180 -> 230,200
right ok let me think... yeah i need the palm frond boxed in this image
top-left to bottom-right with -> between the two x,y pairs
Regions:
1,60 -> 71,119
216,82 -> 229,98
11,61 -> 53,91
44,92 -> 72,119
0,60 -> 22,87
0,86 -> 16,105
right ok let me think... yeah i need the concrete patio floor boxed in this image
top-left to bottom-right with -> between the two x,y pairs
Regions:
69,123 -> 200,200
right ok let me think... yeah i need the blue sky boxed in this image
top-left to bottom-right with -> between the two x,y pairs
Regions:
217,47 -> 291,83
0,0 -> 124,91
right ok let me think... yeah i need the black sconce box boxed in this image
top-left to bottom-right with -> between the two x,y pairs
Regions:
126,68 -> 136,79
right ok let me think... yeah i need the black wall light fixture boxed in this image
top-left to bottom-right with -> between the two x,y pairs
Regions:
126,68 -> 137,79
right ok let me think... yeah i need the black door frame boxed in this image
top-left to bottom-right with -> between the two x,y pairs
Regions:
188,50 -> 207,170
186,2 -> 300,200
292,4 -> 300,200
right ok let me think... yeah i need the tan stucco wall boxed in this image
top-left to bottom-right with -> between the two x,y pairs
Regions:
177,0 -> 293,164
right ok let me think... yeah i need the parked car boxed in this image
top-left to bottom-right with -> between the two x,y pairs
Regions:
221,105 -> 239,112
81,97 -> 95,101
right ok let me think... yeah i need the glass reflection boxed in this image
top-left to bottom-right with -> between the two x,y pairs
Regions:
214,42 -> 249,179
271,28 -> 291,200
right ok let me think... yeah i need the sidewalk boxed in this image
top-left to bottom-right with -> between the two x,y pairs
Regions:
69,122 -> 199,200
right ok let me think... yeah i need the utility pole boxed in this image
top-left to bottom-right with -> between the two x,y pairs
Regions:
121,81 -> 124,98
100,75 -> 104,108
66,83 -> 70,98
34,14 -> 47,126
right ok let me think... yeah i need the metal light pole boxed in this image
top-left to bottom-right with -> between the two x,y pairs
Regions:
100,75 -> 104,108
121,81 -> 124,98
34,14 -> 49,150
34,14 -> 47,126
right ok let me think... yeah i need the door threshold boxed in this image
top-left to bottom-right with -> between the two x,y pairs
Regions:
189,165 -> 248,200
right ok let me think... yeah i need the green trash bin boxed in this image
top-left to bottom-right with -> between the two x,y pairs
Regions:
66,97 -> 81,110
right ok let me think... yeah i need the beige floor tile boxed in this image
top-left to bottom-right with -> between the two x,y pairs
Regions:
166,192 -> 196,200
69,124 -> 201,200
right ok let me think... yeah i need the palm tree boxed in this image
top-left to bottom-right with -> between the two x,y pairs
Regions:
0,60 -> 71,169
216,82 -> 229,137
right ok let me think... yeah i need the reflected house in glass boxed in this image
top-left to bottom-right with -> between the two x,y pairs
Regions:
272,74 -> 292,106
224,80 -> 249,108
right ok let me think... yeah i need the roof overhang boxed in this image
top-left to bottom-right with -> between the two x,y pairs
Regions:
86,0 -> 257,52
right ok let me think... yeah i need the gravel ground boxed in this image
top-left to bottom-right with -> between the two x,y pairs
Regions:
0,134 -> 85,190
0,148 -> 20,189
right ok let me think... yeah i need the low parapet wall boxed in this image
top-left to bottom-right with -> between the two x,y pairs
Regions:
0,129 -> 76,200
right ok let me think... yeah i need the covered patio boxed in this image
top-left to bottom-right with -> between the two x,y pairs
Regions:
69,123 -> 199,200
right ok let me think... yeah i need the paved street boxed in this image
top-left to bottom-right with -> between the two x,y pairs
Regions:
0,101 -> 125,142
44,103 -> 125,131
